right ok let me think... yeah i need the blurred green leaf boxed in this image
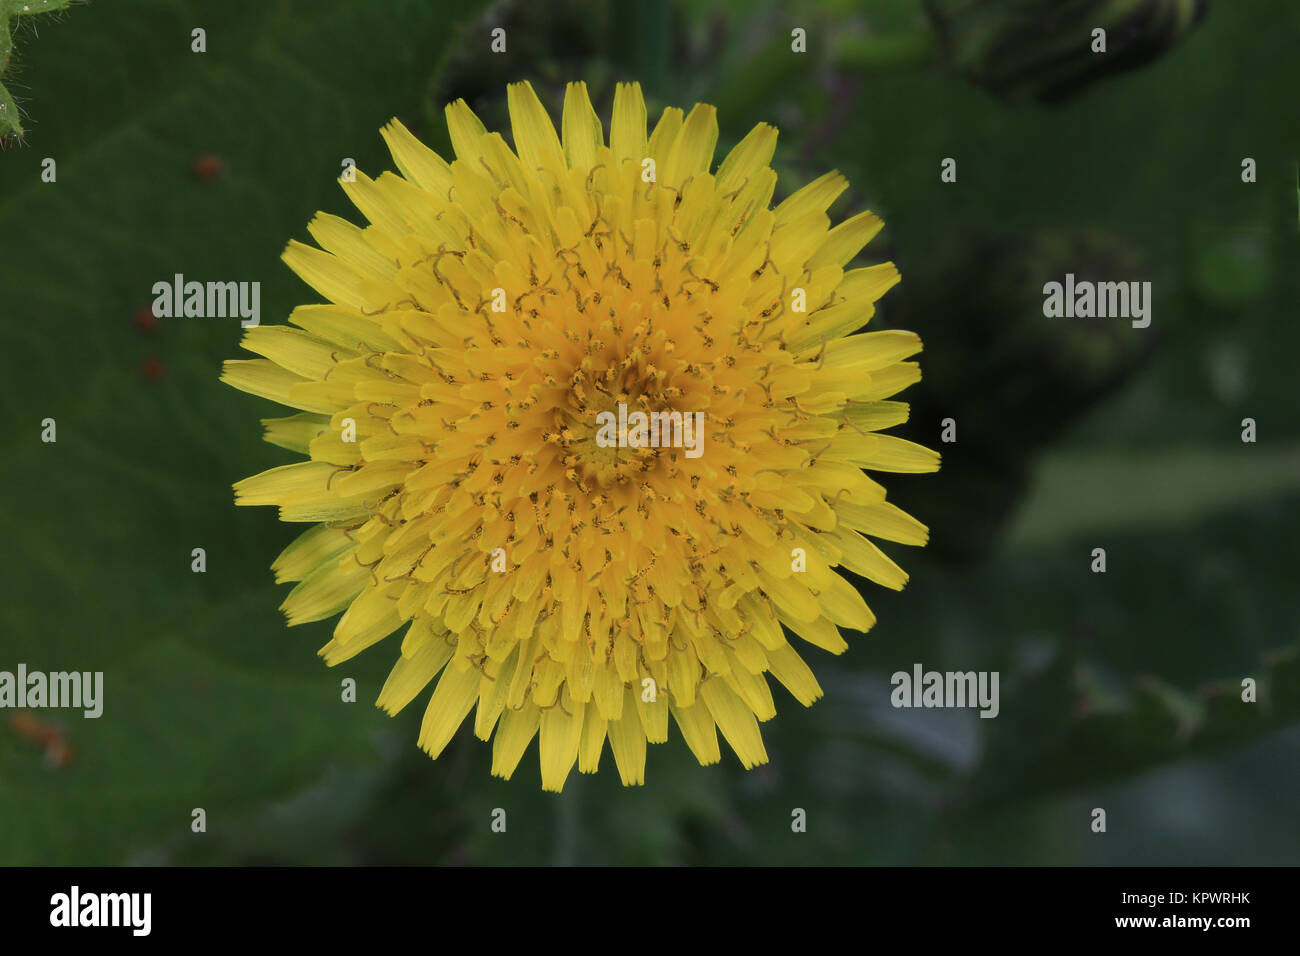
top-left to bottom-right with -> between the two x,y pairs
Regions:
1004,444 -> 1300,551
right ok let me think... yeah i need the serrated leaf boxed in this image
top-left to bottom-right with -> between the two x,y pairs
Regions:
0,0 -> 72,139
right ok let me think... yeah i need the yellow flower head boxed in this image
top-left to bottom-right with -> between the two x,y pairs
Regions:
222,80 -> 939,791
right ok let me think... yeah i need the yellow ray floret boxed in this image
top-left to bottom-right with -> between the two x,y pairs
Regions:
222,80 -> 939,791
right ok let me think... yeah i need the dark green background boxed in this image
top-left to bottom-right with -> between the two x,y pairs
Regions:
1,0 -> 1296,865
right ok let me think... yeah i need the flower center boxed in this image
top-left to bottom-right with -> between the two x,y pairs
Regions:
549,356 -> 689,488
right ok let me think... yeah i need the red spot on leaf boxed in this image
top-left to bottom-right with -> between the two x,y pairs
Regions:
134,304 -> 158,335
191,154 -> 226,180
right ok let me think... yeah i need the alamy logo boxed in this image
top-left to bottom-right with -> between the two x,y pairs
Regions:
890,663 -> 999,718
50,886 -> 151,936
151,273 -> 261,327
594,403 -> 705,459
1042,273 -> 1151,328
0,664 -> 102,718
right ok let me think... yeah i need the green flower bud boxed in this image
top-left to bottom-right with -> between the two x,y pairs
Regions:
925,0 -> 1207,104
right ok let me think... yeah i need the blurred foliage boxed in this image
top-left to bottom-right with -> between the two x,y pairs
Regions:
888,228 -> 1157,561
1,0 -> 1298,866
